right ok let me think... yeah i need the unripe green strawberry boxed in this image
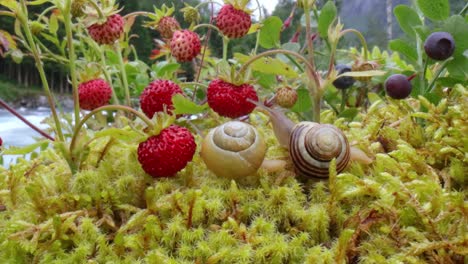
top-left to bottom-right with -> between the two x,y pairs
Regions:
71,0 -> 86,18
183,6 -> 200,24
275,87 -> 298,108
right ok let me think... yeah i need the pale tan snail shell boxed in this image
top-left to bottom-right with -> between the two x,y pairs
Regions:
249,100 -> 372,178
200,121 -> 267,179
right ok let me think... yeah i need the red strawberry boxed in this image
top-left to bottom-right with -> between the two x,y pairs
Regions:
78,79 -> 112,110
216,4 -> 251,39
170,30 -> 201,62
87,14 -> 124,45
138,125 -> 196,178
0,136 -> 3,147
207,79 -> 258,118
140,80 -> 183,118
157,16 -> 180,39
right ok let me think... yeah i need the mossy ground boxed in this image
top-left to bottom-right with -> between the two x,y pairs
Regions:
0,85 -> 466,263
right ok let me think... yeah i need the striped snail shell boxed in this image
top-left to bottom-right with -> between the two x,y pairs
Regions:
289,122 -> 350,178
201,121 -> 267,179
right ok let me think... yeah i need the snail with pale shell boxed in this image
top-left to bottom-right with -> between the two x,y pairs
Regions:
200,103 -> 372,179
200,121 -> 267,179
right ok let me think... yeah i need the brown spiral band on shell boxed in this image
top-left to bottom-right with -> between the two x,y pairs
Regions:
289,122 -> 350,178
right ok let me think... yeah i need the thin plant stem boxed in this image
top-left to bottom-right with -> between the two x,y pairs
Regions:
115,42 -> 131,107
19,0 -> 65,141
193,23 -> 222,35
100,49 -> 119,104
339,29 -> 369,61
69,105 -> 153,156
421,57 -> 429,95
0,98 -> 55,141
459,2 -> 468,15
427,59 -> 453,93
222,36 -> 229,61
340,89 -> 347,112
63,4 -> 80,127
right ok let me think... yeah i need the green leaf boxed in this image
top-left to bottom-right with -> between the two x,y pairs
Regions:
442,16 -> 468,79
338,108 -> 358,120
49,13 -> 58,35
3,141 -> 49,155
235,53 -> 298,78
252,71 -> 276,90
172,94 -> 208,115
259,16 -> 282,49
389,39 -> 418,63
318,1 -> 337,38
153,61 -> 180,78
291,88 -> 312,113
416,0 -> 450,21
394,5 -> 421,38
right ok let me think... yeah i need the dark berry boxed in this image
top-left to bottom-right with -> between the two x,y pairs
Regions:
424,32 -> 455,61
332,64 -> 355,89
384,74 -> 412,99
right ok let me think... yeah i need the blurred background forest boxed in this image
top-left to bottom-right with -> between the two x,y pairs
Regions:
0,0 -> 465,99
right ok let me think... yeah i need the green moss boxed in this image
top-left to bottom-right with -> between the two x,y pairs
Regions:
0,86 -> 466,263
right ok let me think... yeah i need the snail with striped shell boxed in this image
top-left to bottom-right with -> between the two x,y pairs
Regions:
252,101 -> 372,179
201,121 -> 267,179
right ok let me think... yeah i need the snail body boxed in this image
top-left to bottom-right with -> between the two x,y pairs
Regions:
201,121 -> 267,179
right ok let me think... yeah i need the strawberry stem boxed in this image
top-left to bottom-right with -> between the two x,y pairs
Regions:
115,42 -> 132,107
69,105 -> 154,164
63,1 -> 81,129
339,29 -> 369,61
19,0 -> 65,141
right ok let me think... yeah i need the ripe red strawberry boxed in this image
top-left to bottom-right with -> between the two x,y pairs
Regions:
87,14 -> 124,45
138,125 -> 196,178
78,79 -> 112,110
140,80 -> 183,118
157,16 -> 180,39
170,30 -> 201,62
0,136 -> 3,147
216,4 -> 251,39
207,79 -> 258,118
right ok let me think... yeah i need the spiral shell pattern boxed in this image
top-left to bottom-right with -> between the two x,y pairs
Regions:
201,121 -> 266,179
289,122 -> 350,178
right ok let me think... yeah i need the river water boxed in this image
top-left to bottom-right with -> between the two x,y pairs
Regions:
0,108 -> 51,167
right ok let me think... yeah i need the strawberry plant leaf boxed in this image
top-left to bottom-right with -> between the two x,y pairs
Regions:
235,53 -> 298,78
394,5 -> 422,38
172,94 -> 208,115
416,0 -> 450,21
3,140 -> 49,155
49,13 -> 58,35
318,1 -> 337,38
259,16 -> 282,49
338,108 -> 359,120
291,87 -> 312,113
